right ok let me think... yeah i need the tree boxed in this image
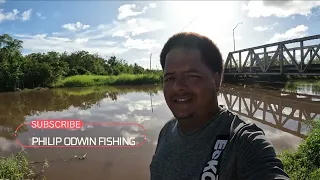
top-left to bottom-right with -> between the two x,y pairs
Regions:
0,33 -> 153,92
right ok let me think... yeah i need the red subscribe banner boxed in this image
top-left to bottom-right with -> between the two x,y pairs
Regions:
30,119 -> 83,129
15,120 -> 147,148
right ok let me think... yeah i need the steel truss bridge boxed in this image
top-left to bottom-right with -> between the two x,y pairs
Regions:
219,85 -> 320,138
224,34 -> 320,76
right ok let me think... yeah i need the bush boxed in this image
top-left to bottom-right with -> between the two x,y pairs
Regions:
279,120 -> 320,180
0,150 -> 49,179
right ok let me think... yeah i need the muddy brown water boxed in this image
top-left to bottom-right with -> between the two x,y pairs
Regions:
0,83 -> 320,180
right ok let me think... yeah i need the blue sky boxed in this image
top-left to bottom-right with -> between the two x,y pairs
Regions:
1,0 -> 320,69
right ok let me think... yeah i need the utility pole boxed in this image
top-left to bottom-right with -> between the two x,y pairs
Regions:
149,53 -> 152,70
233,22 -> 243,51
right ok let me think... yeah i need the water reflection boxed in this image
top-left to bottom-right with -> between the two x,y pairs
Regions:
0,83 -> 319,179
219,84 -> 320,139
219,83 -> 320,152
0,85 -> 167,180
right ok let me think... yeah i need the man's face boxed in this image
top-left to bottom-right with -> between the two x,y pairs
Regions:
163,48 -> 220,120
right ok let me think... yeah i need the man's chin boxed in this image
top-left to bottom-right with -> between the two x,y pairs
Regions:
173,112 -> 194,120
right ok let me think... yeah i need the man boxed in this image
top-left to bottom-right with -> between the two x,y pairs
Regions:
149,32 -> 290,180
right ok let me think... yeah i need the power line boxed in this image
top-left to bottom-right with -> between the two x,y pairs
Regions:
155,7 -> 210,55
149,7 -> 210,70
179,8 -> 209,32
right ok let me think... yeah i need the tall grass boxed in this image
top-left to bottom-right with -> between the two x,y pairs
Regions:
279,120 -> 320,180
0,150 -> 49,179
53,73 -> 163,88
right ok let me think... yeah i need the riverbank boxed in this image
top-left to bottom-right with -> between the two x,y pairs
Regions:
53,73 -> 163,88
286,79 -> 320,86
278,120 -> 320,180
0,150 -> 49,179
6,73 -> 163,92
6,74 -> 320,93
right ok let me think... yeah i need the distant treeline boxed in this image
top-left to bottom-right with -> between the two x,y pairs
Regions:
0,34 -> 162,92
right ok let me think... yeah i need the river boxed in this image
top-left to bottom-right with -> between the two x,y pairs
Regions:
0,83 -> 319,179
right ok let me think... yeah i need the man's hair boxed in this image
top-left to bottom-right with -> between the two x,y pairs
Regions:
160,32 -> 224,76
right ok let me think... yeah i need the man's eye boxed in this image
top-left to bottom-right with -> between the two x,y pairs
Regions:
164,77 -> 174,82
189,74 -> 201,78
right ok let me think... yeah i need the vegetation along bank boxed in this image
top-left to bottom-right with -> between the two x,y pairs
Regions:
0,34 -> 162,92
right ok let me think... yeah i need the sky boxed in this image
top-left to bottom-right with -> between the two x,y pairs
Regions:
0,0 -> 320,69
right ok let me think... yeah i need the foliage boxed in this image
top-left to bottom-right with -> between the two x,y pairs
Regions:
283,81 -> 320,95
0,34 -> 163,92
279,120 -> 320,180
54,73 -> 163,87
0,150 -> 49,179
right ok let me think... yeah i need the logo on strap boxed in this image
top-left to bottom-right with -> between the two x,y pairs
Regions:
200,135 -> 229,180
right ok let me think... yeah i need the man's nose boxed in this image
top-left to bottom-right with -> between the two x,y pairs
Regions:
172,77 -> 187,91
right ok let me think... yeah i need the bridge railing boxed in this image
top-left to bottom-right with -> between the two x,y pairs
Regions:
224,34 -> 320,76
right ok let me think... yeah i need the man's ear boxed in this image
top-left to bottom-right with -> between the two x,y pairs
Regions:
213,73 -> 221,92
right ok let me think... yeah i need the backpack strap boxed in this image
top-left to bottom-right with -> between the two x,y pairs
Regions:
200,134 -> 229,180
200,111 -> 246,180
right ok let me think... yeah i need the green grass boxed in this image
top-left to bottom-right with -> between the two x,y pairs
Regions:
0,150 -> 49,179
283,80 -> 320,95
279,120 -> 320,180
53,73 -> 163,88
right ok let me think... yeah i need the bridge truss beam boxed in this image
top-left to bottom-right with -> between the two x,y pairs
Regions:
224,34 -> 320,76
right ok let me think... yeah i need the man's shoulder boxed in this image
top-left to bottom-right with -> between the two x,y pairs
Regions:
158,106 -> 266,139
219,107 -> 265,138
158,117 -> 177,136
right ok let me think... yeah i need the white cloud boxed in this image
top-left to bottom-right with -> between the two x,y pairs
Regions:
6,2 -> 245,69
243,1 -> 320,18
254,23 -> 278,32
10,3 -> 164,69
75,38 -> 88,44
86,40 -> 117,47
36,12 -> 46,19
0,9 -> 19,22
14,12 -> 164,64
75,17 -> 165,40
0,0 -> 6,4
108,18 -> 165,38
123,38 -> 161,50
266,25 -> 308,44
0,8 -> 33,23
47,37 -> 71,42
149,3 -> 156,8
15,33 -> 47,39
15,33 -> 129,57
62,22 -> 90,31
117,4 -> 147,20
21,9 -> 32,21
126,100 -> 153,112
254,26 -> 269,32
